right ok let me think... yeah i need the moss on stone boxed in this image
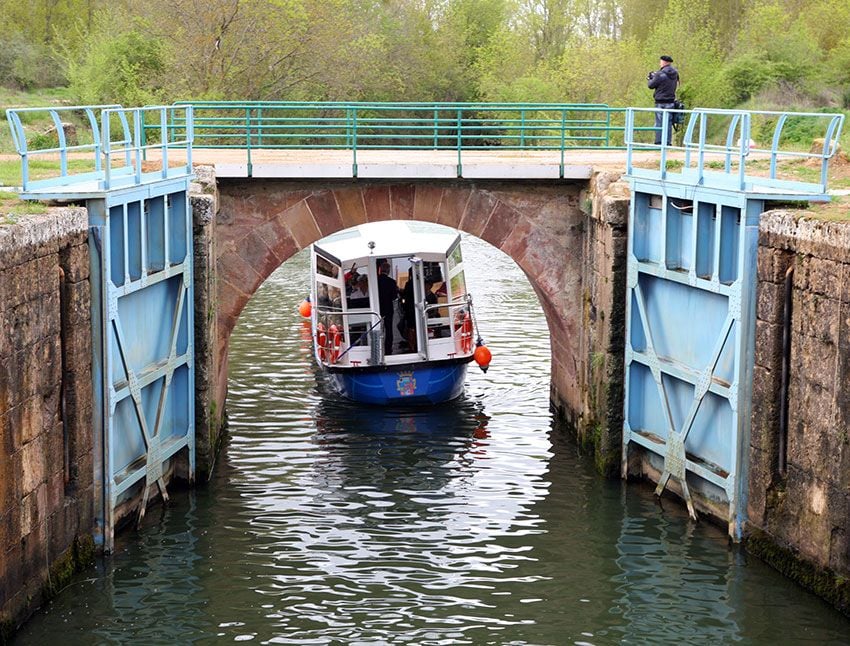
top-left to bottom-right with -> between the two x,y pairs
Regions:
43,534 -> 96,598
747,527 -> 850,616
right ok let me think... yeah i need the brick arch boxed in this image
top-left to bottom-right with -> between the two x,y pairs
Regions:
211,179 -> 587,442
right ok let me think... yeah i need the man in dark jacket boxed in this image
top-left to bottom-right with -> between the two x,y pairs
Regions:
647,55 -> 679,145
377,260 -> 398,354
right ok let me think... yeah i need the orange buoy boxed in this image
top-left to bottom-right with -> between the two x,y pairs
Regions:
298,299 -> 312,318
473,344 -> 492,373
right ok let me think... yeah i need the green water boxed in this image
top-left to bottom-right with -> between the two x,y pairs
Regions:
14,236 -> 850,644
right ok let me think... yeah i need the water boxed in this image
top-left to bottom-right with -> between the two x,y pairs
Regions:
15,236 -> 850,644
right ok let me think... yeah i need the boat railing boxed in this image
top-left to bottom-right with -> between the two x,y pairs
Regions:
315,307 -> 384,365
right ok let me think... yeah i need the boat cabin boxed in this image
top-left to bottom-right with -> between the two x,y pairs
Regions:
311,221 -> 473,368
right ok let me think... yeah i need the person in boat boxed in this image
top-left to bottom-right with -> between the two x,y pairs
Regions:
347,274 -> 370,309
377,260 -> 398,353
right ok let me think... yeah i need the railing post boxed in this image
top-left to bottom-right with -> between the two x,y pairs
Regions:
258,107 -> 263,147
456,108 -> 463,177
352,107 -> 358,178
160,106 -> 168,179
434,108 -> 439,149
559,109 -> 566,179
520,109 -> 526,148
134,109 -> 143,185
103,110 -> 112,190
245,107 -> 252,178
605,107 -> 611,147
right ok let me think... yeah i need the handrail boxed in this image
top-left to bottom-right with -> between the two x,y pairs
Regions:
159,100 -> 643,179
5,104 -> 194,194
5,104 -> 121,191
625,106 -> 845,195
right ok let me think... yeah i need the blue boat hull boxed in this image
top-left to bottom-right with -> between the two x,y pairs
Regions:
326,359 -> 471,405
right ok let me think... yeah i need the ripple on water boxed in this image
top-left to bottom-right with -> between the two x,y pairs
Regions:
12,234 -> 850,645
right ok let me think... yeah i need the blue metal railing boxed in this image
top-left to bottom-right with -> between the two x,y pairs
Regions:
625,106 -> 845,195
5,104 -> 194,194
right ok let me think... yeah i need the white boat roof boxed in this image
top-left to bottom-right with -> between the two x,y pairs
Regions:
313,221 -> 461,263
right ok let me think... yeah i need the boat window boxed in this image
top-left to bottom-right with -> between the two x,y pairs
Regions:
346,271 -> 371,310
316,255 -> 340,279
449,270 -> 466,302
316,282 -> 342,312
447,243 -> 463,272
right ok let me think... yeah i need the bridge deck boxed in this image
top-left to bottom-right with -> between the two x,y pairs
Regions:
181,148 -> 636,179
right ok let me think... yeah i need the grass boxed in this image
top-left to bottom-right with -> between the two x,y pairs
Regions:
0,86 -> 78,154
0,158 -> 101,188
0,190 -> 47,223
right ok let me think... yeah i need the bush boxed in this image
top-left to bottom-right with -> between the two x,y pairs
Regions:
0,32 -> 66,90
67,25 -> 168,106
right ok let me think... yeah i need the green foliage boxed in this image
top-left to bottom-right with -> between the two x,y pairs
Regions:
66,15 -> 167,106
0,0 -> 847,115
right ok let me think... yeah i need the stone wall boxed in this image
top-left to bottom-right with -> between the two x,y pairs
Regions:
190,168 -> 223,479
750,211 -> 850,614
0,209 -> 95,636
567,172 -> 629,475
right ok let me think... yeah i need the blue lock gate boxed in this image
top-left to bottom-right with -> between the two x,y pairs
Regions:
6,104 -> 196,551
622,107 -> 844,538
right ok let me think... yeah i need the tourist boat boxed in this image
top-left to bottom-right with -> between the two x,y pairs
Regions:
303,221 -> 490,405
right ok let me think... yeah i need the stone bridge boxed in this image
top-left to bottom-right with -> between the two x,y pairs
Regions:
191,170 -> 631,476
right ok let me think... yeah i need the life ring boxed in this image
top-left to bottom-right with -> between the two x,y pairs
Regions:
456,310 -> 473,354
316,322 -> 327,361
329,324 -> 342,364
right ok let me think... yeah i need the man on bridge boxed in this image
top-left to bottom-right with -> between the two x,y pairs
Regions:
648,55 -> 679,146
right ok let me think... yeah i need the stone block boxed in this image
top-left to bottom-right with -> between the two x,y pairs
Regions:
389,185 -> 415,220
750,365 -> 779,452
306,190 -> 344,235
0,543 -> 23,605
786,380 -> 833,474
0,209 -> 87,272
45,421 -> 64,480
0,507 -> 20,555
20,434 -> 47,496
20,483 -> 47,537
190,193 -> 217,228
332,187 -> 368,229
436,187 -> 471,228
499,216 -> 533,262
217,250 -> 263,306
238,230 -> 282,284
746,446 -> 772,525
60,242 -> 90,284
804,256 -> 844,299
756,246 -> 793,284
480,201 -> 520,249
281,199 -> 321,249
754,319 -> 782,370
64,279 -> 91,328
756,280 -> 786,325
0,254 -> 56,313
459,189 -> 497,237
412,185 -> 442,221
0,446 -> 18,512
2,291 -> 61,353
794,334 -> 837,390
362,185 -> 391,222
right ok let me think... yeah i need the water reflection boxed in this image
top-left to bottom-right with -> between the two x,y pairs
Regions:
13,235 -> 850,645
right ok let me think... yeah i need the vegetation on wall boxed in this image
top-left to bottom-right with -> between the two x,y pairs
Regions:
0,0 -> 847,112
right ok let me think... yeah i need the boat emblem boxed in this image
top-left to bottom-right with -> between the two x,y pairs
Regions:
396,370 -> 417,396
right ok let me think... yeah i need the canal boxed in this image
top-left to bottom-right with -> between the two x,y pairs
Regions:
15,235 -> 850,643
